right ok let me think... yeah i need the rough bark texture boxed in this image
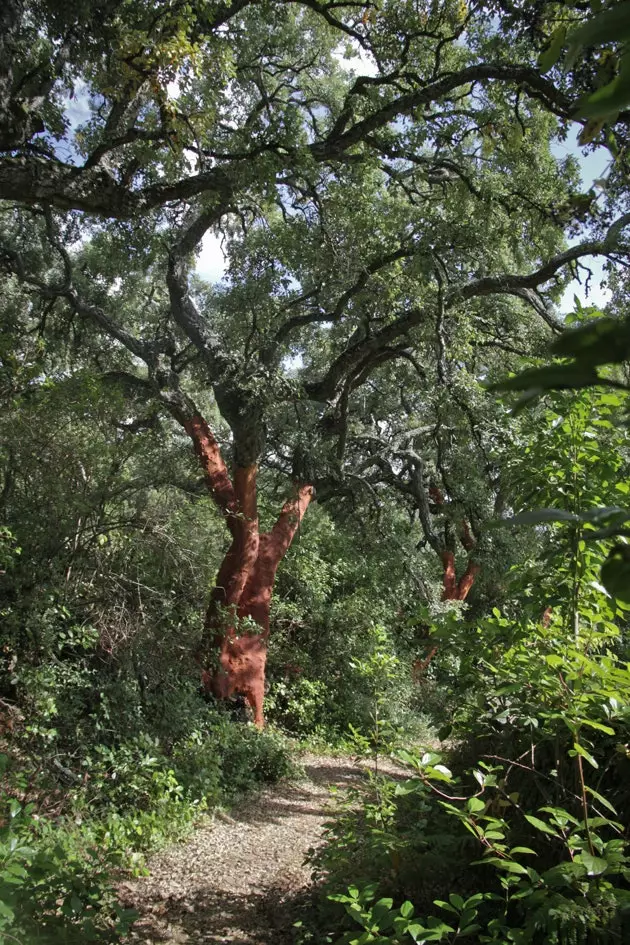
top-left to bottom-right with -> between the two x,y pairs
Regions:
181,409 -> 313,726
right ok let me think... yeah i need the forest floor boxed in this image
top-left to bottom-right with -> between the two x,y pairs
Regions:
119,753 -> 402,945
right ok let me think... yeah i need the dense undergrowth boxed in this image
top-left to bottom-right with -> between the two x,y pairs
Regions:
304,609 -> 630,945
0,707 -> 294,943
302,397 -> 630,945
3,389 -> 630,944
0,395 -> 428,942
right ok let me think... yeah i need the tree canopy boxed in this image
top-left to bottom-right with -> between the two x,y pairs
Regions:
2,6 -> 630,939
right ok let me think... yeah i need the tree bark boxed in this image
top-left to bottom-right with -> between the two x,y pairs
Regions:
412,550 -> 481,679
180,408 -> 313,727
202,484 -> 313,727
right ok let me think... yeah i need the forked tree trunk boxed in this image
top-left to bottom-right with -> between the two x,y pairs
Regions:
202,484 -> 313,727
179,411 -> 313,727
412,551 -> 481,679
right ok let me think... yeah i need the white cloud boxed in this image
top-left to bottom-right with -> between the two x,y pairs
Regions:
196,232 -> 227,283
333,41 -> 379,77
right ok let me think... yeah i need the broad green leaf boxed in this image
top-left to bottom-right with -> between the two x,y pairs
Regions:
538,26 -> 567,72
433,900 -> 459,915
458,925 -> 481,938
601,546 -> 630,602
551,317 -> 630,365
0,901 -> 15,919
491,363 -> 600,393
580,718 -> 615,736
586,786 -> 618,815
407,923 -> 431,942
578,853 -> 608,876
567,3 -> 630,57
571,742 -> 599,768
432,764 -> 452,779
523,814 -> 558,836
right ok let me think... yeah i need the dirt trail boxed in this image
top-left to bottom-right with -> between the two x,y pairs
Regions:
120,754 -> 392,945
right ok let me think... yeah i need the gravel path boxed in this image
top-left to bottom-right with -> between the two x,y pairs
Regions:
120,754 -> 392,945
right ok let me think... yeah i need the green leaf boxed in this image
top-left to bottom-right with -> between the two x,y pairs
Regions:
373,897 -> 394,913
433,900 -> 459,915
407,923 -> 430,942
577,46 -> 630,118
580,718 -> 615,736
490,363 -> 600,393
458,925 -> 482,938
523,814 -> 558,836
551,317 -> 630,366
545,654 -> 564,669
578,853 -> 608,876
432,764 -> 453,780
567,3 -> 630,57
477,857 -> 529,875
501,860 -> 529,875
0,901 -> 15,920
399,901 -> 414,919
505,508 -> 580,526
539,806 -> 580,827
571,742 -> 599,769
538,26 -> 567,72
70,894 -> 84,915
601,545 -> 630,603
585,786 -> 618,815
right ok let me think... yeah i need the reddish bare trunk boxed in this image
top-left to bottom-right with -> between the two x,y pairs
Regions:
174,406 -> 314,726
412,551 -> 481,679
201,484 -> 314,727
172,410 -> 314,728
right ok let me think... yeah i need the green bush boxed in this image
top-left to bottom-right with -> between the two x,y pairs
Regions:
0,773 -> 137,943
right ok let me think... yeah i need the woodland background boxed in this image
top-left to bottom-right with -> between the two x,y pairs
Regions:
1,1 -> 630,943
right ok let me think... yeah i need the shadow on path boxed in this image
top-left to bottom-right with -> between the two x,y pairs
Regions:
123,755 -> 408,944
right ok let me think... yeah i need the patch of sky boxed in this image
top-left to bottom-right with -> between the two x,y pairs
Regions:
553,125 -> 613,314
50,79 -> 94,166
283,352 -> 304,373
334,40 -> 378,77
195,40 -> 615,324
196,233 -> 228,283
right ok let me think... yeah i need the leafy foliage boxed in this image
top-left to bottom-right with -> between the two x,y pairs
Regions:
2,2 -> 630,943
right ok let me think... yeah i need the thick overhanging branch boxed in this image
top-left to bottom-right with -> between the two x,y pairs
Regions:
307,216 -> 630,403
448,216 -> 630,321
172,201 -> 233,259
306,308 -> 426,401
273,244 -> 418,349
313,63 -> 572,159
0,60 -> 577,219
166,255 -> 234,376
0,156 -> 235,218
69,291 -> 158,362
